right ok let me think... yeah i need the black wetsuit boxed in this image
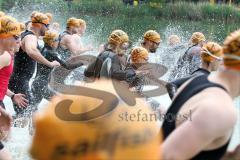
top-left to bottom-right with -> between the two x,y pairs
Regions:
57,31 -> 72,59
84,49 -> 136,81
161,44 -> 186,68
162,75 -> 230,160
168,44 -> 201,81
31,45 -> 83,103
166,68 -> 210,99
8,30 -> 40,114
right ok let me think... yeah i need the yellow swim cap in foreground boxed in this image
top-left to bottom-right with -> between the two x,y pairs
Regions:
30,80 -> 161,160
223,29 -> 240,71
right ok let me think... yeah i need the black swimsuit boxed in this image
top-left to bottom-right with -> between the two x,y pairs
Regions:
8,30 -> 40,114
162,75 -> 230,160
57,31 -> 72,59
166,68 -> 210,99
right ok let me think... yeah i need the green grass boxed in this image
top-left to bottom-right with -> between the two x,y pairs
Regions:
1,0 -> 240,23
69,1 -> 240,23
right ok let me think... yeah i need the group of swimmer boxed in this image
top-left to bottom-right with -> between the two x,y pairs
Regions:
0,10 -> 240,160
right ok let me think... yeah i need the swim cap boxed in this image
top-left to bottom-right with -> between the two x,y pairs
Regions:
45,13 -> 53,22
67,17 -> 80,28
30,80 -> 161,160
168,35 -> 181,46
108,29 -> 129,46
0,16 -> 22,38
43,30 -> 59,46
223,29 -> 240,71
190,32 -> 206,45
144,30 -> 161,44
201,42 -> 223,63
31,12 -> 50,25
131,47 -> 149,63
78,18 -> 86,27
0,11 -> 5,17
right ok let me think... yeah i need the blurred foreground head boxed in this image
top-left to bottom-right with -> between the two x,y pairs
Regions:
30,80 -> 161,160
223,29 -> 240,71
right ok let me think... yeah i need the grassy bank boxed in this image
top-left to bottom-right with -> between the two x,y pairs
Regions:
1,0 -> 240,23
73,1 -> 240,22
68,1 -> 240,23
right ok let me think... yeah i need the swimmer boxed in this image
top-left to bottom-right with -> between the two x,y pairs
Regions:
161,30 -> 240,160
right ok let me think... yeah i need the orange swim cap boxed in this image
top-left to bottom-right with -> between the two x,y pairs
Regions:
201,42 -> 223,63
108,29 -> 129,46
223,29 -> 240,71
31,12 -> 50,27
43,30 -> 59,46
67,17 -> 80,28
78,18 -> 86,27
144,30 -> 161,44
0,16 -> 22,38
131,47 -> 149,63
45,12 -> 53,22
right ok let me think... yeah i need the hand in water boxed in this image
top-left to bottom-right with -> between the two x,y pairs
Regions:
0,107 -> 12,140
13,93 -> 28,108
50,61 -> 60,67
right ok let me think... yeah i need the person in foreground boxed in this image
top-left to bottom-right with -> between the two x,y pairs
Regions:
0,15 -> 28,160
30,80 -> 161,160
161,30 -> 240,160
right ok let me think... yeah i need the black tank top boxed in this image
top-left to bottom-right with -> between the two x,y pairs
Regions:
162,75 -> 230,160
13,30 -> 40,80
